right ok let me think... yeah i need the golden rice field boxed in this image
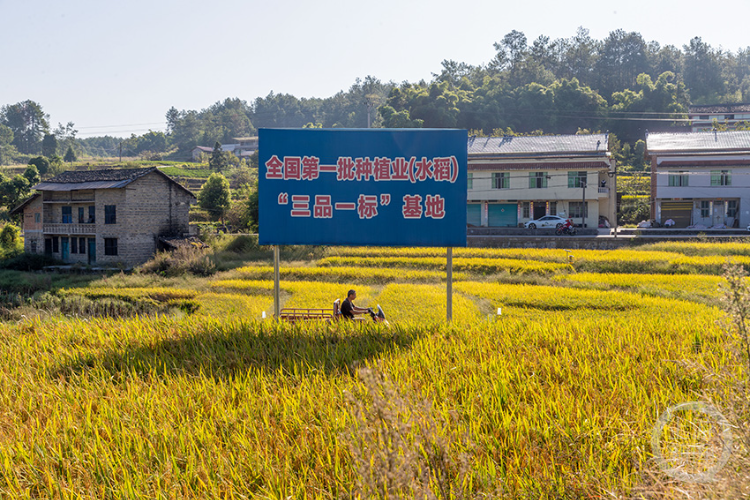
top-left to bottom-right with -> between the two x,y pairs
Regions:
0,240 -> 748,498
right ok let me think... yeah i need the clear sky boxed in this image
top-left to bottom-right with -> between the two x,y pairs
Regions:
2,0 -> 749,137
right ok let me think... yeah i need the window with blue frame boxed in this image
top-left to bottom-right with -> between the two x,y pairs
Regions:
62,206 -> 72,223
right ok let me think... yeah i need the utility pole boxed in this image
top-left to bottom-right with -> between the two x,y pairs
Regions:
581,180 -> 587,228
119,142 -> 122,163
366,99 -> 374,128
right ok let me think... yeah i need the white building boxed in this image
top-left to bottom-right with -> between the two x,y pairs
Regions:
688,103 -> 750,132
467,134 -> 616,228
647,130 -> 750,228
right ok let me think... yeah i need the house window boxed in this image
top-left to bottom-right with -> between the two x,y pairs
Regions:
699,115 -> 709,120
79,237 -> 86,254
550,201 -> 557,216
30,241 -> 37,253
711,170 -> 731,186
104,205 -> 116,224
728,200 -> 738,218
52,236 -> 59,253
493,172 -> 509,189
34,213 -> 40,223
62,206 -> 72,224
700,201 -> 711,218
668,171 -> 689,187
44,239 -> 52,255
529,172 -> 548,189
78,207 -> 85,223
726,114 -> 735,120
467,173 -> 473,190
569,202 -> 589,219
104,238 -> 118,256
88,206 -> 95,223
567,171 -> 587,188
522,202 -> 530,218
71,237 -> 78,254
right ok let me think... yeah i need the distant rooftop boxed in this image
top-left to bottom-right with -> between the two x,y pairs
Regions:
689,103 -> 750,114
468,134 -> 608,157
646,130 -> 750,153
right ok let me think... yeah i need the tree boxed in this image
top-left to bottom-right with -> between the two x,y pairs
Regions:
209,141 -> 228,171
198,173 -> 231,222
28,156 -> 50,176
23,164 -> 40,185
247,181 -> 259,232
42,134 -> 58,157
53,122 -> 78,155
0,100 -> 49,154
0,124 -> 16,166
0,224 -> 20,251
0,174 -> 31,212
64,146 -> 77,162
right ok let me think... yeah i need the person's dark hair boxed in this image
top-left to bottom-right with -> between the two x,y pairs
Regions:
347,289 -> 356,298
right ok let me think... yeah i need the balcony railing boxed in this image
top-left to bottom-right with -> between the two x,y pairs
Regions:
43,223 -> 96,234
598,187 -> 610,195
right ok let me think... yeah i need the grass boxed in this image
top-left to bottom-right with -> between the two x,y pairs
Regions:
0,240 -> 746,497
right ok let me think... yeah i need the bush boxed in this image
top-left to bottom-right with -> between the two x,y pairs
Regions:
137,246 -> 216,277
0,253 -> 60,271
0,224 -> 20,250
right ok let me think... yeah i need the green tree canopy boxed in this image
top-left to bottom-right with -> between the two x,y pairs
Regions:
64,146 -> 77,162
42,134 -> 58,157
0,100 -> 49,154
198,173 -> 231,222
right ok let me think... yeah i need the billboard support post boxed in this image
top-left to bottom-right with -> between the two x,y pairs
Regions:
273,245 -> 280,318
447,247 -> 453,322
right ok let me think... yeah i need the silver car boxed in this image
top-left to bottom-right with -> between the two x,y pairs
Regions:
524,215 -> 568,229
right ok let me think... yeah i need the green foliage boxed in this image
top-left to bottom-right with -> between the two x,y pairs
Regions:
247,181 -> 259,232
0,174 -> 30,212
198,172 -> 231,221
0,100 -> 49,154
28,156 -> 50,176
63,146 -> 77,162
209,142 -> 228,171
23,164 -> 39,185
0,224 -> 20,250
41,134 -> 57,157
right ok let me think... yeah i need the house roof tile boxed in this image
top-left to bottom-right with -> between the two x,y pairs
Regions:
33,167 -> 196,198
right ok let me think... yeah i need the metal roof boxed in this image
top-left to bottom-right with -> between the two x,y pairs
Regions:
688,103 -> 750,114
646,130 -> 750,153
468,134 -> 608,156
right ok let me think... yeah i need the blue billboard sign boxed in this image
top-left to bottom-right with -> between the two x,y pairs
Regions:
258,129 -> 467,247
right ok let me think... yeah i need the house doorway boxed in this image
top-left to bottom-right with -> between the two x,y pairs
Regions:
61,237 -> 69,261
88,238 -> 96,265
713,201 -> 724,226
533,203 -> 546,220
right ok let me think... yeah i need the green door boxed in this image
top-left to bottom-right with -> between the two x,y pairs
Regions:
467,204 -> 481,226
488,204 -> 518,227
61,237 -> 69,261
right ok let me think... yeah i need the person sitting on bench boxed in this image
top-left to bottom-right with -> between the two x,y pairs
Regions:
340,289 -> 371,319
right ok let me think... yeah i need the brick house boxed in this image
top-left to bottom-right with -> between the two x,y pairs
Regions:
467,134 -> 617,228
11,167 -> 196,266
